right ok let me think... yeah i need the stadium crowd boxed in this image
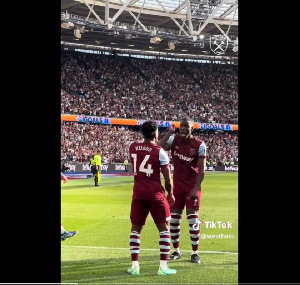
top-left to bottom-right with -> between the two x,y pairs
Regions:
61,122 -> 238,166
61,51 -> 238,124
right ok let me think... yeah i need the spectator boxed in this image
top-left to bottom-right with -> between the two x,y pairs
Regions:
61,51 -> 238,124
61,122 -> 238,167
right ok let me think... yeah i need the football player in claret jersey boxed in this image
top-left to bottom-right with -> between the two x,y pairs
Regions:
158,116 -> 206,264
128,120 -> 177,276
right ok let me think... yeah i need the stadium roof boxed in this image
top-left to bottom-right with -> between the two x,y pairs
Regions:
61,0 -> 238,58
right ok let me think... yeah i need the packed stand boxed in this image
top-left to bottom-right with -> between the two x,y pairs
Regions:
61,122 -> 238,166
61,51 -> 238,124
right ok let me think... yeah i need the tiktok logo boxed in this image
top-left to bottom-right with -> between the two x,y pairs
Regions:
192,219 -> 203,231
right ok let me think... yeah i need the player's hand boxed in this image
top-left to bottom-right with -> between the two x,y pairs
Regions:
188,187 -> 199,201
167,193 -> 175,206
168,124 -> 175,134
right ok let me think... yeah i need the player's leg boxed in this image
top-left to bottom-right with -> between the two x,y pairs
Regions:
94,166 -> 99,186
168,187 -> 185,260
98,171 -> 101,183
128,199 -> 148,275
90,165 -> 95,178
150,198 -> 177,275
128,224 -> 142,275
93,166 -> 97,185
185,188 -> 202,263
61,223 -> 77,241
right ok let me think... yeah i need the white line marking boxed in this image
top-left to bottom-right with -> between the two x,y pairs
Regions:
61,245 -> 238,255
66,183 -> 133,190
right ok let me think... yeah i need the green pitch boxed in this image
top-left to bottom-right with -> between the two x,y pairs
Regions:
61,172 -> 238,284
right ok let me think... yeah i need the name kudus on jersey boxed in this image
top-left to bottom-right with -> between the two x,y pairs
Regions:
135,146 -> 153,152
174,150 -> 194,162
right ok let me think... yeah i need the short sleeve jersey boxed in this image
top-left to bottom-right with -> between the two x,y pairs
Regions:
129,141 -> 169,200
167,135 -> 206,188
94,155 -> 101,166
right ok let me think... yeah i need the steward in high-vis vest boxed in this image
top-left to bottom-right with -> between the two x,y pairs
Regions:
93,150 -> 102,187
124,158 -> 129,172
90,157 -> 96,176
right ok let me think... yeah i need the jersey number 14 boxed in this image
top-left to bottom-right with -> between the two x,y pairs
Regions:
131,154 -> 153,177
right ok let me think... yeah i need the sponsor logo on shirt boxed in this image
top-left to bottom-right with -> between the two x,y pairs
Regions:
174,151 -> 194,162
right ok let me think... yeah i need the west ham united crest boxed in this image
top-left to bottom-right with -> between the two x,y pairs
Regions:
190,148 -> 195,155
210,35 -> 228,55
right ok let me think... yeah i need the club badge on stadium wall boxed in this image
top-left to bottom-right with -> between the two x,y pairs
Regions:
210,35 -> 228,55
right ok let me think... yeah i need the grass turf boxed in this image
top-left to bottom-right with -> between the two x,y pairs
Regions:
61,171 -> 238,284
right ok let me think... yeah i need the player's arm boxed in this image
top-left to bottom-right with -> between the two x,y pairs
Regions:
189,143 -> 206,200
161,166 -> 174,206
157,124 -> 175,151
160,148 -> 175,206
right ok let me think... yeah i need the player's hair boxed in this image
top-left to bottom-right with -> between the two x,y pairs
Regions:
141,120 -> 158,139
181,115 -> 194,125
181,115 -> 194,130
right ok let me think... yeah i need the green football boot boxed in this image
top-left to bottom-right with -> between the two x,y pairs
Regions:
127,266 -> 140,275
157,266 -> 177,275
